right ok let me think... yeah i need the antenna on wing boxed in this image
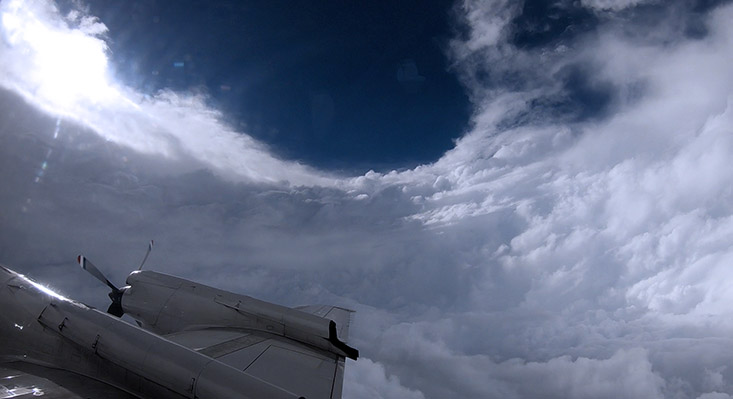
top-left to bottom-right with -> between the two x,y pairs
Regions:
137,240 -> 154,271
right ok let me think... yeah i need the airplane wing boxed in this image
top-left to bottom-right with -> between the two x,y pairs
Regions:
1,264 -> 359,399
164,324 -> 348,399
0,362 -> 136,399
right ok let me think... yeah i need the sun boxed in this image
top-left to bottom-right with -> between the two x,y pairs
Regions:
1,0 -> 119,110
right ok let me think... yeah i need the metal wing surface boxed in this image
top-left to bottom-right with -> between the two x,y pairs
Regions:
164,324 -> 349,399
0,362 -> 136,399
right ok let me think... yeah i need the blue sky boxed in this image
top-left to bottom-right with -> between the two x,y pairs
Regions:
76,0 -> 470,172
4,0 -> 733,398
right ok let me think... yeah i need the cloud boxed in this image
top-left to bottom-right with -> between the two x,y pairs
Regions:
343,358 -> 426,399
698,393 -> 733,399
3,0 -> 733,398
0,0 -> 335,186
580,0 -> 654,12
372,319 -> 665,398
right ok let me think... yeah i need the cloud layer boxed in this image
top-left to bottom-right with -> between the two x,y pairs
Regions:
3,0 -> 733,398
0,0 -> 336,186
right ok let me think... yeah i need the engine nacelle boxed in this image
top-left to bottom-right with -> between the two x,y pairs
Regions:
120,270 -> 358,360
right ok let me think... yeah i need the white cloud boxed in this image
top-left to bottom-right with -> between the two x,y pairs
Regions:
373,320 -> 664,398
581,0 -> 655,12
698,394 -> 733,399
343,358 -> 426,399
0,0 -> 335,186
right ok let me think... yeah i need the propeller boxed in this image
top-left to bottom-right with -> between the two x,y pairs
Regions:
77,255 -> 126,317
77,241 -> 154,318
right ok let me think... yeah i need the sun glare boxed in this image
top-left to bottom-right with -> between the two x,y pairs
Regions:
1,0 -> 119,110
27,278 -> 71,302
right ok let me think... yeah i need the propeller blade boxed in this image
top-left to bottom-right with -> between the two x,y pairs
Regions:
107,301 -> 124,317
77,255 -> 119,293
107,287 -> 127,318
137,240 -> 154,271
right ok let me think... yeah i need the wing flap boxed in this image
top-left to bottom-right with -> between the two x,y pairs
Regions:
165,328 -> 345,399
244,344 -> 336,399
